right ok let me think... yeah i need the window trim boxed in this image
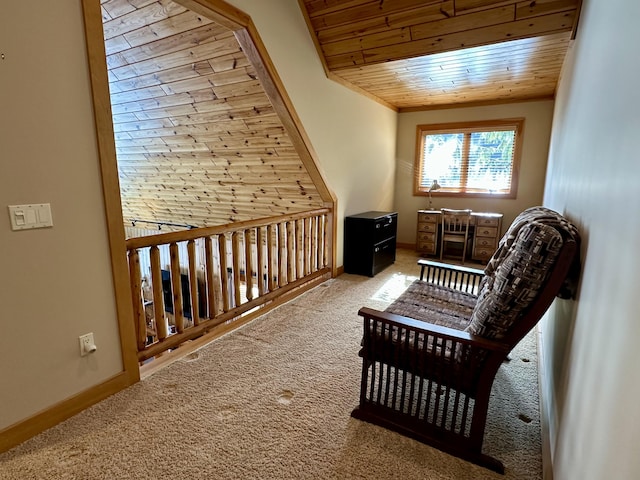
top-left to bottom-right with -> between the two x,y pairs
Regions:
413,118 -> 524,199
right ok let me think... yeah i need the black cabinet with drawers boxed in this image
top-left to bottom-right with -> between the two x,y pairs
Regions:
344,211 -> 398,277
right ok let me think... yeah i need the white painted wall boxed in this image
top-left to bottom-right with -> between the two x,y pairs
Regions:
395,101 -> 554,246
226,0 -> 398,265
0,2 -> 124,429
540,0 -> 640,478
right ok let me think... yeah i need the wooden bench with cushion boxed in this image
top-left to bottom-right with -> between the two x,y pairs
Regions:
351,206 -> 581,473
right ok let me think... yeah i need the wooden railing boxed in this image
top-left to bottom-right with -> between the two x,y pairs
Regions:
126,208 -> 333,362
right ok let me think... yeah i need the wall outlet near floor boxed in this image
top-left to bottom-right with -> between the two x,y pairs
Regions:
79,333 -> 97,357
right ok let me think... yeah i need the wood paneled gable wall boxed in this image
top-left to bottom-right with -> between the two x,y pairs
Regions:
101,0 -> 335,232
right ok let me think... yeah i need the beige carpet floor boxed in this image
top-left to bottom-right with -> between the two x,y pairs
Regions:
0,249 -> 542,479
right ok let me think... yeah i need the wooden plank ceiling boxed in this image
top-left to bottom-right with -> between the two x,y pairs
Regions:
300,0 -> 581,109
101,0 -> 323,232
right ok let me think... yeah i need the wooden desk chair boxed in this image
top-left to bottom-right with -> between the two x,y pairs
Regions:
440,208 -> 472,264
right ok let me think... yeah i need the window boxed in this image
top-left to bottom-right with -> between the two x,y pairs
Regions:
414,118 -> 524,198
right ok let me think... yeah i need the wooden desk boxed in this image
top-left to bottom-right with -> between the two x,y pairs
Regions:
416,210 -> 503,263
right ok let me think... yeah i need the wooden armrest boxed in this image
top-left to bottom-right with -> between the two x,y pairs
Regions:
358,307 -> 510,354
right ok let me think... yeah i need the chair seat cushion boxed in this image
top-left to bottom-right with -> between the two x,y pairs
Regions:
385,280 -> 477,331
362,281 -> 481,393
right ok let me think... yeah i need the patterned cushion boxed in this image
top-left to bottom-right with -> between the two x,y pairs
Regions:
483,206 -> 580,299
380,282 -> 477,365
385,281 -> 476,331
465,221 -> 564,339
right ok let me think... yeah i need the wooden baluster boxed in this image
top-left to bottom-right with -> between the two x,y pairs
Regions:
315,215 -> 321,270
187,239 -> 200,326
256,226 -> 266,296
317,215 -> 325,269
267,224 -> 276,292
169,243 -> 184,334
299,218 -> 305,277
204,237 -> 218,318
232,231 -> 242,307
310,216 -> 318,273
287,220 -> 296,283
303,217 -> 311,276
278,222 -> 287,287
296,218 -> 304,279
322,214 -> 329,268
149,245 -> 168,341
219,234 -> 230,312
244,229 -> 254,301
318,215 -> 324,270
128,249 -> 146,351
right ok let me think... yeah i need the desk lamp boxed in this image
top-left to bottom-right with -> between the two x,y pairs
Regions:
428,179 -> 441,210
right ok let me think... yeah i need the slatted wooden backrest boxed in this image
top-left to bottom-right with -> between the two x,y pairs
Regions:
441,208 -> 472,236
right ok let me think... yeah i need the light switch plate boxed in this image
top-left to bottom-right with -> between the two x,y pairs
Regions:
8,204 -> 53,230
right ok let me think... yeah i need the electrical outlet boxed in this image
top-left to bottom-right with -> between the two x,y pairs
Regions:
79,333 -> 97,357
